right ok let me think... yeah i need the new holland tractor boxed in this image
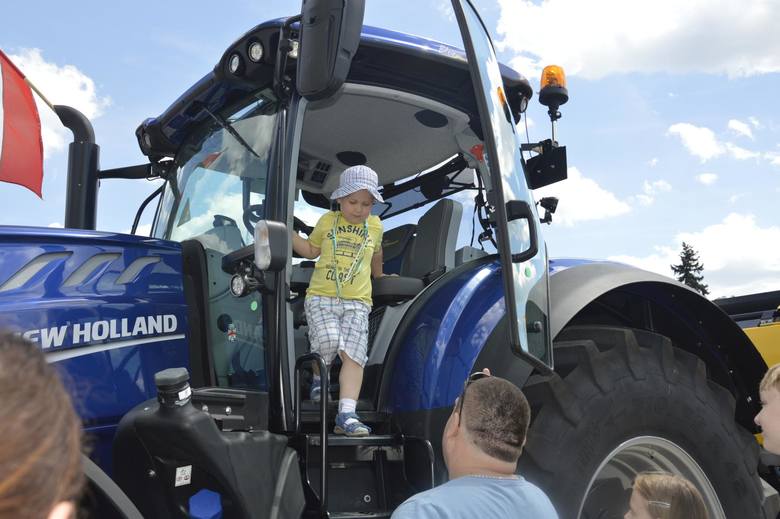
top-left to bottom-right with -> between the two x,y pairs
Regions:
0,1 -> 773,517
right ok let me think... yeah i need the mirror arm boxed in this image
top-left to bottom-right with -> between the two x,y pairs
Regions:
274,15 -> 302,101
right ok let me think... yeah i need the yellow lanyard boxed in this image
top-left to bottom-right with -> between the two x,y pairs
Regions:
331,213 -> 369,299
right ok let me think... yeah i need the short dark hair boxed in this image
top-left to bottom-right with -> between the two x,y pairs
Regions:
0,332 -> 84,518
461,377 -> 530,463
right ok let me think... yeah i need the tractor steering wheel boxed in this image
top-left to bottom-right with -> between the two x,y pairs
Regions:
243,204 -> 265,236
293,216 -> 314,236
244,203 -> 313,238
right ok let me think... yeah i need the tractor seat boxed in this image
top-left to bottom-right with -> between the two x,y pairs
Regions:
372,199 -> 462,306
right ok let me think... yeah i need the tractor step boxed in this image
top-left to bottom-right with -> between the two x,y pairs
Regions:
329,512 -> 392,518
295,433 -> 434,518
307,434 -> 399,447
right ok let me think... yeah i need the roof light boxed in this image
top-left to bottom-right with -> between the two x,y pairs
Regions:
248,41 -> 264,63
538,64 -> 568,112
540,65 -> 566,90
228,53 -> 243,75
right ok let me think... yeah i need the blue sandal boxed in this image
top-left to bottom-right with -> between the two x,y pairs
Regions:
334,412 -> 371,436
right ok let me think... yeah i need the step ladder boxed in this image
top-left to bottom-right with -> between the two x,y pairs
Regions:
294,353 -> 435,518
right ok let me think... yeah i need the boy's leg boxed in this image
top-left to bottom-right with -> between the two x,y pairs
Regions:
337,351 -> 364,401
334,301 -> 371,436
304,296 -> 342,401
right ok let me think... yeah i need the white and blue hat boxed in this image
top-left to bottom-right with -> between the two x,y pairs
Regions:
330,165 -> 384,203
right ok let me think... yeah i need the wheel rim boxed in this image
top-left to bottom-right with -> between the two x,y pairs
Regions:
578,435 -> 725,519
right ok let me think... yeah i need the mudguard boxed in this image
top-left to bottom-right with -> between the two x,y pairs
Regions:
0,226 -> 189,471
549,259 -> 766,427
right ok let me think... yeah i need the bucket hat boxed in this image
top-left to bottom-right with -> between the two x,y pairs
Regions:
330,165 -> 384,203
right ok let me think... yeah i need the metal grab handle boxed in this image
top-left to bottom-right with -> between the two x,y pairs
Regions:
294,353 -> 328,515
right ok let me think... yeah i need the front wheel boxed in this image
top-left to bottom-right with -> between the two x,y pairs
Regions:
519,325 -> 763,518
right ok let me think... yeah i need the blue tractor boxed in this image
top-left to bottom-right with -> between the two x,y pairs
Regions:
0,1 -> 772,517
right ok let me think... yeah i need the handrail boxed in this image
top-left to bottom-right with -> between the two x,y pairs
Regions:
294,353 -> 328,515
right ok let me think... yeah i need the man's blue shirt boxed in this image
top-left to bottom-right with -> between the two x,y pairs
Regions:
391,475 -> 558,519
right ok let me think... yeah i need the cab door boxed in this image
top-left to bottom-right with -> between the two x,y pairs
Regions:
450,0 -> 552,369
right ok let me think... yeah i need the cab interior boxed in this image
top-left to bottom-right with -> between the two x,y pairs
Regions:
289,82 -> 496,411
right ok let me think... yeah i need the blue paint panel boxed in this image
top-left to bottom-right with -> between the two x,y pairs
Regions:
389,260 -> 506,412
0,226 -> 189,472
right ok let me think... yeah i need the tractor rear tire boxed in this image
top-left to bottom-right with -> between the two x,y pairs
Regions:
519,325 -> 763,518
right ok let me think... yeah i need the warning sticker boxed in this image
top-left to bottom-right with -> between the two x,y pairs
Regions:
175,465 -> 192,487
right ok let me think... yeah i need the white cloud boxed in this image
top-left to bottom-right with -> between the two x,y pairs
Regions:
749,116 -> 761,128
534,166 -> 630,226
436,0 -> 455,22
729,193 -> 746,204
728,119 -> 754,139
496,0 -> 780,80
668,123 -> 724,162
648,157 -> 659,167
669,122 -> 761,162
7,49 -> 111,158
610,213 -> 780,298
633,179 -> 672,206
696,173 -> 718,185
724,142 -> 760,160
135,223 -> 152,236
765,152 -> 780,167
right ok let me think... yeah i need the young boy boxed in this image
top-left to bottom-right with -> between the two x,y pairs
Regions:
755,363 -> 780,454
292,165 -> 386,436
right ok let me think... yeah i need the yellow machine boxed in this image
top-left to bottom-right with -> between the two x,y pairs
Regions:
717,291 -> 780,369
716,292 -> 780,449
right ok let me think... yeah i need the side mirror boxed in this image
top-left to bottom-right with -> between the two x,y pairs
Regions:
296,0 -> 366,101
221,220 -> 289,297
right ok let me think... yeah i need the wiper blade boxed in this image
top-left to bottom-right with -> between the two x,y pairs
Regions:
199,104 -> 260,159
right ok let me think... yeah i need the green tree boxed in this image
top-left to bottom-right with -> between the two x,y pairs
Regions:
671,242 -> 709,296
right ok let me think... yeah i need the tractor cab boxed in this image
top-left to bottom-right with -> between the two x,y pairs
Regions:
115,0 -> 565,516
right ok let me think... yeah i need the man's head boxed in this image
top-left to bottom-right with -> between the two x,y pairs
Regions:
443,370 -> 531,476
756,363 -> 780,454
0,332 -> 84,519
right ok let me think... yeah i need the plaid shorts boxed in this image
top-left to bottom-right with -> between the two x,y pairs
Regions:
305,295 -> 370,367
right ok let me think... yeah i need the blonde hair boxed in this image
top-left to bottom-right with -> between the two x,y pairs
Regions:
633,472 -> 708,519
760,363 -> 780,393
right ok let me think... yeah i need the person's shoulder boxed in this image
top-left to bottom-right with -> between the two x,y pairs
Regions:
367,214 -> 383,233
391,487 -> 449,519
514,478 -> 558,517
313,210 -> 336,229
319,210 -> 337,223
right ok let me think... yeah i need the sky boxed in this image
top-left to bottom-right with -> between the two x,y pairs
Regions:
2,0 -> 780,299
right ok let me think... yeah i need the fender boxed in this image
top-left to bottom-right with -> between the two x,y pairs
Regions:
549,259 -> 766,429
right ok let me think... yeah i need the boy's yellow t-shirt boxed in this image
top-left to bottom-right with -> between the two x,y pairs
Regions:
306,211 -> 383,306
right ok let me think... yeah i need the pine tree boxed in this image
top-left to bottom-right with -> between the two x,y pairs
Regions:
670,242 -> 709,296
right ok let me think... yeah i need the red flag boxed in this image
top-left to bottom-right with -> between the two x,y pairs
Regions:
0,50 -> 43,198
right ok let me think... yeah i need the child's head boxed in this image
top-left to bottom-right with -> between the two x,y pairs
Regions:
756,363 -> 780,454
331,165 -> 383,223
625,472 -> 707,519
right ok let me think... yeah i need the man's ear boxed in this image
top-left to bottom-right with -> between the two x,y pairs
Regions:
47,502 -> 75,519
444,410 -> 460,441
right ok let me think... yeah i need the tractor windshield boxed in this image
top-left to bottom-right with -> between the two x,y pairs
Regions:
153,89 -> 278,250
152,89 -> 279,391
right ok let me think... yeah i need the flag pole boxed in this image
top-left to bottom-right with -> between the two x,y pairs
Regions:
23,77 -> 55,112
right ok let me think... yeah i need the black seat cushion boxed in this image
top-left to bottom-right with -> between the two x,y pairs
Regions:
372,275 -> 425,306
